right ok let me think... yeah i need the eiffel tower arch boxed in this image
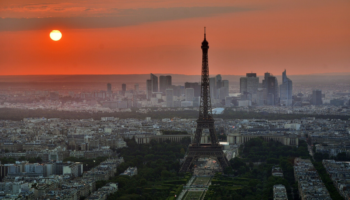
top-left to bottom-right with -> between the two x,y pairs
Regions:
179,28 -> 230,173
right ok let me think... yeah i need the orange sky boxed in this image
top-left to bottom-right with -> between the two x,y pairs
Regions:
0,0 -> 349,75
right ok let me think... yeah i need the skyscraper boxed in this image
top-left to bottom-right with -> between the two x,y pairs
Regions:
262,72 -> 271,89
121,83 -> 126,96
134,84 -> 139,95
212,74 -> 229,100
150,73 -> 158,92
209,77 -> 216,102
222,80 -> 229,98
185,88 -> 195,101
166,89 -> 174,107
159,75 -> 172,93
279,70 -> 293,106
311,90 -> 323,105
267,76 -> 279,105
240,73 -> 259,100
146,79 -> 152,100
185,82 -> 200,97
216,74 -> 222,89
240,77 -> 247,94
107,83 -> 112,93
246,73 -> 256,77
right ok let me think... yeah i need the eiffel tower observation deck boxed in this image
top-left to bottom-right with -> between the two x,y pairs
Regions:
179,28 -> 230,173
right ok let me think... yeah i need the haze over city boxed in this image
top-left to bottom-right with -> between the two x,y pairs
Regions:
0,1 -> 350,200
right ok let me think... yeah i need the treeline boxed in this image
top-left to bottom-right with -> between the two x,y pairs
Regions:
0,108 -> 349,121
0,108 -> 198,121
0,108 -> 348,121
0,156 -> 42,164
89,138 -> 192,200
312,161 -> 343,200
204,138 -> 311,200
221,109 -> 349,120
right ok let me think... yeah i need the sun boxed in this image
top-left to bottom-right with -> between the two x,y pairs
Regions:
50,30 -> 62,41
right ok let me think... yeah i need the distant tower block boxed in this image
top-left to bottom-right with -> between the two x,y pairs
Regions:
122,83 -> 126,96
179,28 -> 229,173
107,83 -> 112,93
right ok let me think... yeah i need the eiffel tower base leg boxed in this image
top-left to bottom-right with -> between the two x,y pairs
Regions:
179,144 -> 230,173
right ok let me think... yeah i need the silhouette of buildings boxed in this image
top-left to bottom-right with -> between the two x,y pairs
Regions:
311,90 -> 323,105
240,73 -> 259,100
159,75 -> 172,93
280,70 -> 293,106
121,84 -> 126,96
150,74 -> 158,93
107,83 -> 112,93
184,82 -> 200,97
267,76 -> 278,105
166,89 -> 174,107
134,84 -> 139,95
209,77 -> 216,101
146,80 -> 152,100
185,88 -> 194,101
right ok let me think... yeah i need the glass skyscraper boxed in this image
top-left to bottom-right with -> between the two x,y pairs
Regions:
279,70 -> 293,106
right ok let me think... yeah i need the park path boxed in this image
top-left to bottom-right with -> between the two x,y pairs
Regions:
187,175 -> 196,186
177,176 -> 196,200
177,175 -> 211,200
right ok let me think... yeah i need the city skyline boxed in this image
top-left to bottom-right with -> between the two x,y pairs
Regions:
0,7 -> 349,198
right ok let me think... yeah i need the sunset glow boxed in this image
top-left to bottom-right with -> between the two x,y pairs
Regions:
0,0 -> 349,75
50,30 -> 62,41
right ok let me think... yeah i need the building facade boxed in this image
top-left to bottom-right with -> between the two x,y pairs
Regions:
159,75 -> 172,93
280,70 -> 293,106
227,133 -> 298,147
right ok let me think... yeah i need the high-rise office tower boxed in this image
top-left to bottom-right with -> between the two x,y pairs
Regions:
262,72 -> 271,88
216,74 -> 222,89
121,84 -> 126,96
246,73 -> 256,77
311,90 -> 323,105
166,89 -> 174,107
257,88 -> 267,106
240,77 -> 247,94
267,76 -> 279,105
222,80 -> 229,98
213,74 -> 229,100
185,88 -> 195,101
159,75 -> 172,93
146,80 -> 152,100
209,77 -> 216,102
240,73 -> 259,99
107,83 -> 112,93
150,73 -> 158,92
134,84 -> 139,95
185,82 -> 200,97
171,85 -> 185,97
279,70 -> 293,106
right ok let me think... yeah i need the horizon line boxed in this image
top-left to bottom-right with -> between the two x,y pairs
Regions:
0,72 -> 350,76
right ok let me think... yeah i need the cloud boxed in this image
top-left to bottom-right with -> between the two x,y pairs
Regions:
0,6 -> 254,31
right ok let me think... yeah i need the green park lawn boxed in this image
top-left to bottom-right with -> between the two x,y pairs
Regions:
192,176 -> 211,186
183,191 -> 204,200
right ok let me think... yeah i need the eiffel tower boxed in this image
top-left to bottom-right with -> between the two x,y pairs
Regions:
179,28 -> 230,173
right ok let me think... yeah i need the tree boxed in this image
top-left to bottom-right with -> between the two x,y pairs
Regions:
180,148 -> 185,155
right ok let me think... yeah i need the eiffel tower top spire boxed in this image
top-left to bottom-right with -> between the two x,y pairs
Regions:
202,27 -> 208,47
